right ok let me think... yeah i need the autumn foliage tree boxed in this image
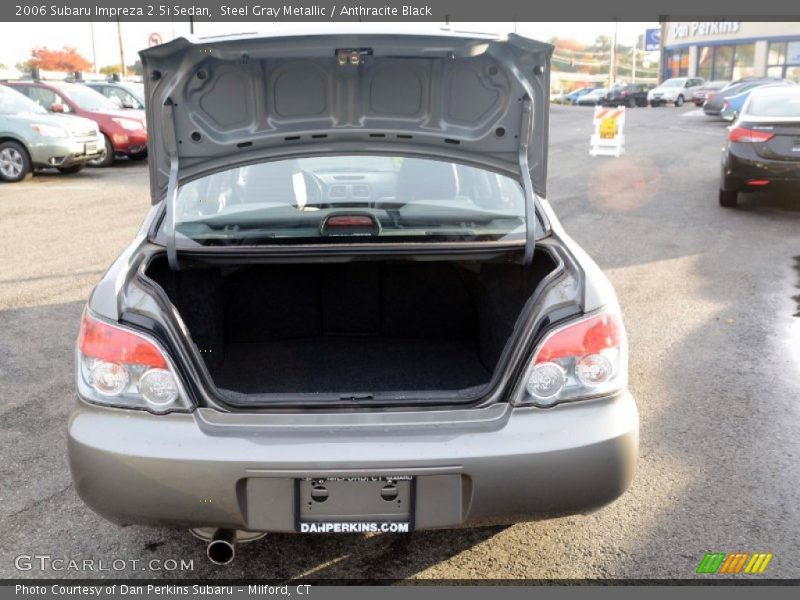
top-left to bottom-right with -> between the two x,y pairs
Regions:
28,46 -> 91,73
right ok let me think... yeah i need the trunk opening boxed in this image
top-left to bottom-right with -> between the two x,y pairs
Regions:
144,251 -> 558,401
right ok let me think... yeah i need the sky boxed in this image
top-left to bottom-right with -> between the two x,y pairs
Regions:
0,21 -> 656,72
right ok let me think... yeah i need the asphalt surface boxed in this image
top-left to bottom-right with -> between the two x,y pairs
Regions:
2,104 -> 800,581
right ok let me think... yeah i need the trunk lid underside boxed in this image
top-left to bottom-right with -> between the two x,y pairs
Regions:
140,31 -> 552,203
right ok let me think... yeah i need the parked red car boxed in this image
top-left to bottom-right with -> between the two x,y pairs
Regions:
691,80 -> 729,106
3,80 -> 147,167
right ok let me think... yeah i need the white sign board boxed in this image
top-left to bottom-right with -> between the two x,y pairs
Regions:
590,106 -> 626,158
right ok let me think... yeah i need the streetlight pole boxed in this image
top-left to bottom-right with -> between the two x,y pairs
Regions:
89,21 -> 97,73
609,20 -> 618,87
116,17 -> 126,77
632,35 -> 638,83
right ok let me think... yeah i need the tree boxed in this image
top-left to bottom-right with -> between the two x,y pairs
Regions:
28,46 -> 91,73
127,60 -> 143,76
99,65 -> 120,76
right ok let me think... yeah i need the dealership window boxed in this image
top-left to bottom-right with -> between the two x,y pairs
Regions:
665,49 -> 689,78
767,40 -> 800,82
695,44 -> 755,81
697,47 -> 713,80
733,44 -> 755,79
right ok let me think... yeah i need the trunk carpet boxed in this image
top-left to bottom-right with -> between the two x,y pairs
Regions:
212,337 -> 491,394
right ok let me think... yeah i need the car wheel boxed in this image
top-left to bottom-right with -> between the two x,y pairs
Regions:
57,165 -> 84,175
128,151 -> 148,161
0,140 -> 32,183
649,101 -> 658,107
627,97 -> 636,108
88,134 -> 115,168
675,95 -> 684,107
719,189 -> 738,208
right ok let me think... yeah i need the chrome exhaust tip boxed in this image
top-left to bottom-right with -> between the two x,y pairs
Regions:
206,529 -> 236,565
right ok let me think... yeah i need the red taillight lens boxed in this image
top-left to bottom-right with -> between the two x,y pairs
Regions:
78,312 -> 167,369
522,311 -> 627,407
534,313 -> 623,364
728,126 -> 775,143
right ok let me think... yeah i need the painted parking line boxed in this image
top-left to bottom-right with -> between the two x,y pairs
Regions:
681,109 -> 706,118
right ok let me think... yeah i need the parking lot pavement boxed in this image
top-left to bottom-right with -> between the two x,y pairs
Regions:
2,104 -> 800,580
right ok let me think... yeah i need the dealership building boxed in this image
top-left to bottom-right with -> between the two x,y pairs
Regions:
661,21 -> 800,82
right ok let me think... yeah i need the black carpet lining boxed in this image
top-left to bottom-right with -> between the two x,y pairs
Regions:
213,337 -> 491,394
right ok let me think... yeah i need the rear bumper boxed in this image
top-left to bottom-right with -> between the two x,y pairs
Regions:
722,146 -> 800,193
68,392 -> 638,532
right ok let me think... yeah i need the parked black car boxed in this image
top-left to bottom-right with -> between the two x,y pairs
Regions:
704,77 -> 785,116
602,83 -> 652,108
719,85 -> 800,207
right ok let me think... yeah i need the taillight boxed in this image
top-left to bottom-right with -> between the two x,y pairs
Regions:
516,311 -> 628,407
76,311 -> 189,413
728,126 -> 775,143
79,313 -> 167,368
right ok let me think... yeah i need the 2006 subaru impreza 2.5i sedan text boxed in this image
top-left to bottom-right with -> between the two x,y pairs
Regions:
68,31 -> 639,564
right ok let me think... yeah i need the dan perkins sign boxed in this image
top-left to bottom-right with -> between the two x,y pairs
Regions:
672,21 -> 741,40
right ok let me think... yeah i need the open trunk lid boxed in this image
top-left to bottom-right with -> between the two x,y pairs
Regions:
140,30 -> 552,202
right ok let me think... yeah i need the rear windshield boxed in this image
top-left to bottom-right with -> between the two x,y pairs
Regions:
174,156 -> 527,245
747,91 -> 800,117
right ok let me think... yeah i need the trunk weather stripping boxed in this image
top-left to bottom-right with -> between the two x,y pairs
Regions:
162,99 -> 181,270
519,95 -> 536,265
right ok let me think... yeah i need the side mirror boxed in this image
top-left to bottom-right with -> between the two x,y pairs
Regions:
50,103 -> 65,113
121,100 -> 135,109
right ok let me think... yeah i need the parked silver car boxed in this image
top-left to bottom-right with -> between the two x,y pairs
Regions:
68,32 -> 638,563
0,85 -> 103,182
647,77 -> 706,107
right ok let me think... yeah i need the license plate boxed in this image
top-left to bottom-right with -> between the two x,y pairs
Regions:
296,476 -> 414,533
85,142 -> 97,154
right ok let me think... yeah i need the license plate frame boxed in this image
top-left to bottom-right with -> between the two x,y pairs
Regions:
295,476 -> 415,533
85,142 -> 97,155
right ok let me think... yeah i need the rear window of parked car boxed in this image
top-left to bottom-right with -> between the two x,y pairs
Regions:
747,91 -> 800,117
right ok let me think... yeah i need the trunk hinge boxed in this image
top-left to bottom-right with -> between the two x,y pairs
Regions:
162,100 -> 181,270
519,95 -> 536,265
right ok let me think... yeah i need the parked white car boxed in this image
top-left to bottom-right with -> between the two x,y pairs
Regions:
647,77 -> 706,107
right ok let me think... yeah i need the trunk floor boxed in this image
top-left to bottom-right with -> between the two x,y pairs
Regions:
212,337 -> 491,394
